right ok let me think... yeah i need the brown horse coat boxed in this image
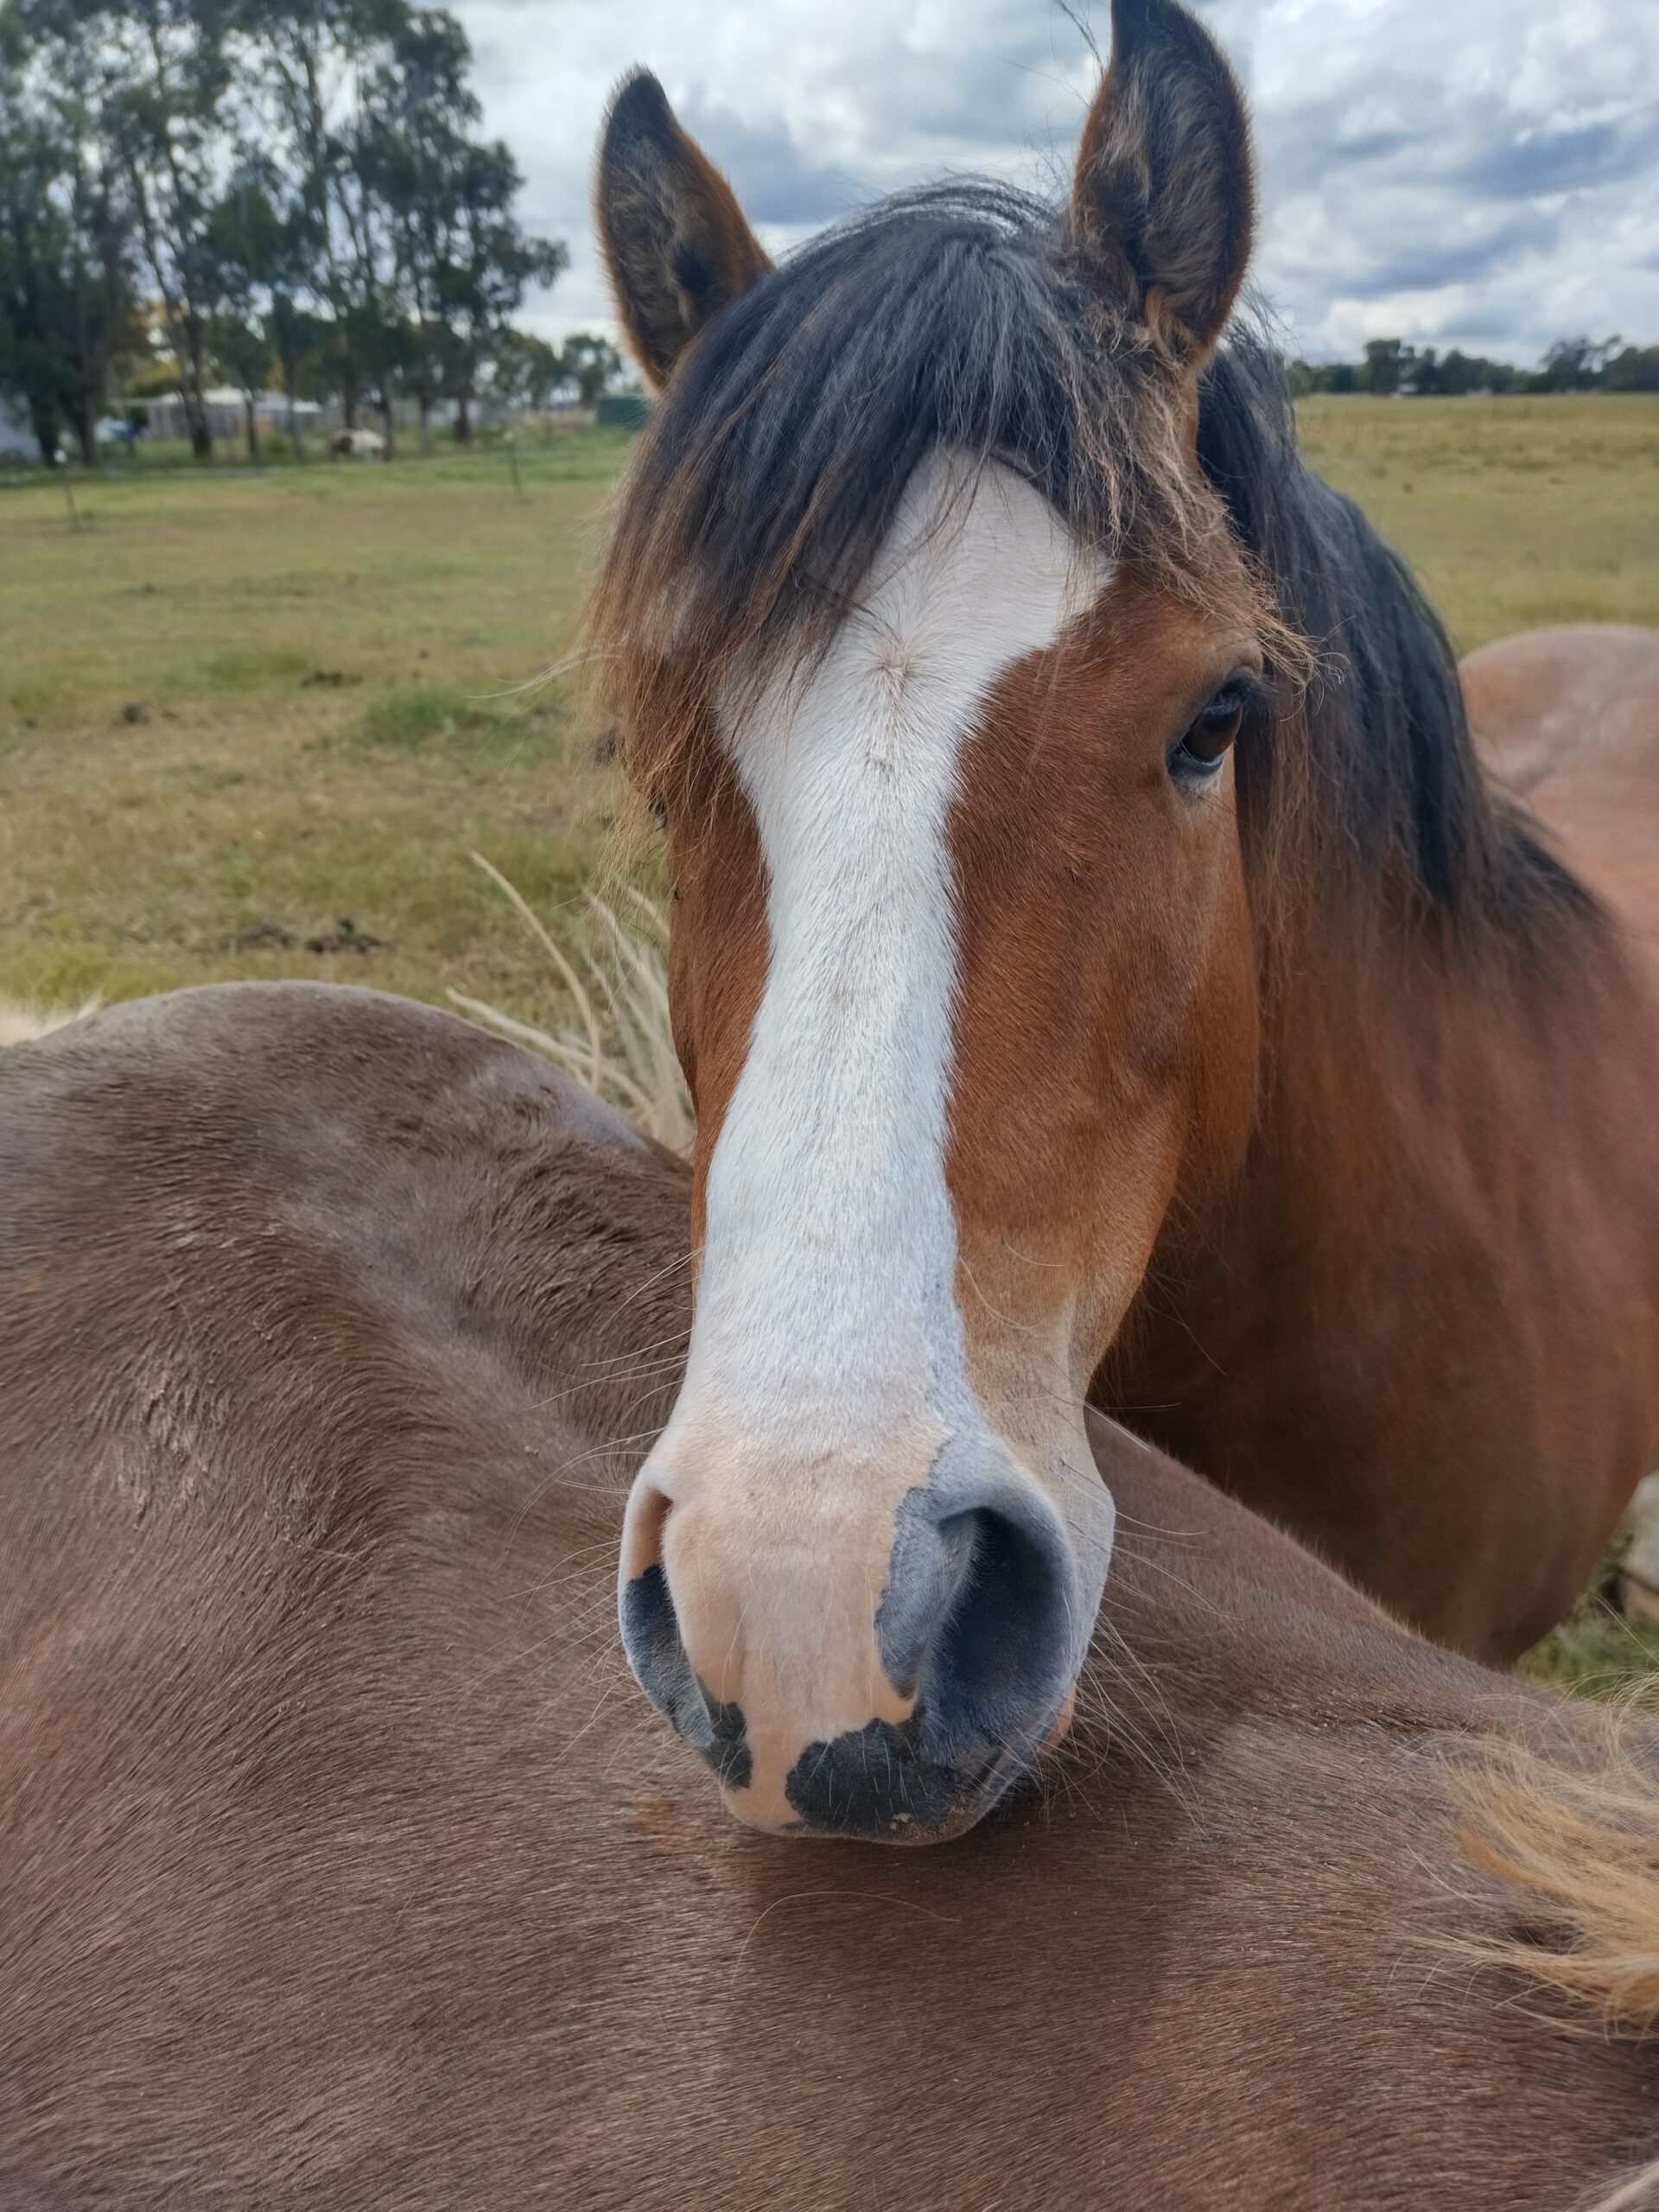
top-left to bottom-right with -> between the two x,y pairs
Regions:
1104,618 -> 1659,1659
1465,624 -> 1659,944
2,982 -> 1656,2209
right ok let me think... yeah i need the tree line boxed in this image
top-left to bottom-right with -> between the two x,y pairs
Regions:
0,0 -> 620,464
1291,334 -> 1659,398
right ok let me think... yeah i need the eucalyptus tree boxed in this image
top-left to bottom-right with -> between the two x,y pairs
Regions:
330,10 -> 563,448
331,85 -> 406,445
556,330 -> 620,406
202,161 -> 283,454
348,4 -> 470,448
20,0 -> 242,456
0,3 -> 139,460
435,136 -> 563,442
0,0 -> 568,461
264,286 -> 324,450
488,325 -> 560,412
0,65 -> 73,457
238,0 -> 407,428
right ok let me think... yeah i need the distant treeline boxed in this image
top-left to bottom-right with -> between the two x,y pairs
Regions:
0,0 -> 626,465
1290,336 -> 1659,397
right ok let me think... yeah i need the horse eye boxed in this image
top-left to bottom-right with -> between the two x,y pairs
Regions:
650,796 -> 669,833
1170,683 -> 1248,783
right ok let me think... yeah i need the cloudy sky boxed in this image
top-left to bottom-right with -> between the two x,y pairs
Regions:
454,0 -> 1659,365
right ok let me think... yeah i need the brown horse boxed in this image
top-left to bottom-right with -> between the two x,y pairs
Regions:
1464,625 -> 1659,944
5,981 -> 1659,2209
586,0 -> 1659,1837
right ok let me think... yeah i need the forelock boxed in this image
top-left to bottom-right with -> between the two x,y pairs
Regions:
584,180 -> 1237,785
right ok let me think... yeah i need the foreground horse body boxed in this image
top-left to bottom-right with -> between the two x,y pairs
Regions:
3,983 -> 1659,2208
587,0 -> 1659,1834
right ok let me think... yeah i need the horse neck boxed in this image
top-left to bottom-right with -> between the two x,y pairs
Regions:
1247,903 -> 1494,1244
1106,832 -> 1605,1438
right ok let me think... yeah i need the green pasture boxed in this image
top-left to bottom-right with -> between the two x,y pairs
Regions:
2,391 -> 1656,1693
1298,392 -> 1659,642
0,427 -> 638,1015
2,395 -> 1655,1018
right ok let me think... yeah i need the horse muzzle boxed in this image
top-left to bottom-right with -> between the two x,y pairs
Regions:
618,1427 -> 1099,1842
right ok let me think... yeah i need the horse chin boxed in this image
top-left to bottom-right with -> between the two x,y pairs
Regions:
703,1688 -> 1072,1846
715,1760 -> 1028,1847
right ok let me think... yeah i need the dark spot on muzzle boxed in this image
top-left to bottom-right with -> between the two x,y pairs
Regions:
784,1710 -> 1014,1840
620,1563 -> 753,1790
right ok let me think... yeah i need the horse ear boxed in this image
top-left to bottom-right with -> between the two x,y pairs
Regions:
1070,0 -> 1254,364
596,72 -> 772,390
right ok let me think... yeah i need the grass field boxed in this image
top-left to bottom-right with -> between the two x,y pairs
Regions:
3,395 -> 1656,1020
0,427 -> 639,1018
3,391 -> 1657,1689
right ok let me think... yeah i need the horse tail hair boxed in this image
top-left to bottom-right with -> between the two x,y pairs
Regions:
1576,2159 -> 1659,2212
1451,1715 -> 1659,2211
1454,1716 -> 1659,2032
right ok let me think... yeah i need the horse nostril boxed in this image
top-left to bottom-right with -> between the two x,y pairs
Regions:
776,1478 -> 1085,1839
619,1551 -> 753,1792
915,1498 -> 1078,1772
619,1551 -> 698,1735
620,1555 -> 691,1719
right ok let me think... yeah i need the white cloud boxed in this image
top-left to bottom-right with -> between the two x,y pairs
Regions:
455,0 -> 1659,363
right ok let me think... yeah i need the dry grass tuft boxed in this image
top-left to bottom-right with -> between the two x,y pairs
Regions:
449,853 -> 694,1153
0,995 -> 98,1046
1452,1712 -> 1659,2035
1580,2158 -> 1659,2212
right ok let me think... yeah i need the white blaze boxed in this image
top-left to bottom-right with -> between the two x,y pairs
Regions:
685,454 -> 1097,1453
626,454 -> 1116,1807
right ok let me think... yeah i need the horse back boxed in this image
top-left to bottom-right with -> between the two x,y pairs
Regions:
3,984 -> 1658,2209
1464,623 -> 1659,950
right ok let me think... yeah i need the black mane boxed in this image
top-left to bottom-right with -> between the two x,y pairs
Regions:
594,178 -> 1595,948
1197,337 -> 1596,943
600,181 -> 1201,639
